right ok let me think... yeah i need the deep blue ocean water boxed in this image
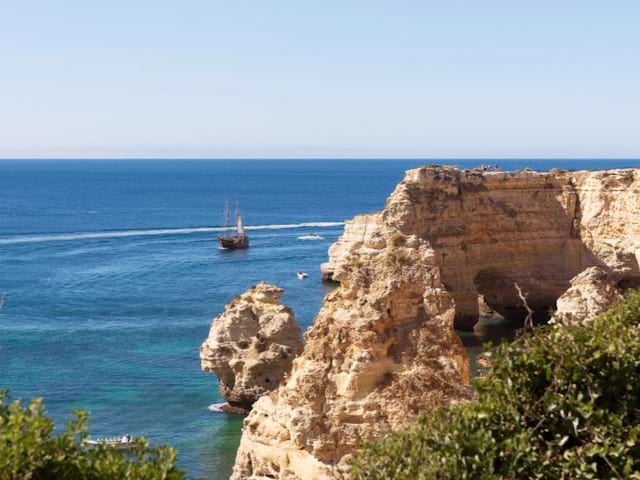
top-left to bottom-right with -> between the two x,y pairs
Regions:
1,159 -> 638,479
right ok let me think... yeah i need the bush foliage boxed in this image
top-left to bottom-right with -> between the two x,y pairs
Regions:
354,290 -> 640,479
0,392 -> 184,480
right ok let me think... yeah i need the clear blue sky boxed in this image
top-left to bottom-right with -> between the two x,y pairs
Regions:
1,1 -> 638,159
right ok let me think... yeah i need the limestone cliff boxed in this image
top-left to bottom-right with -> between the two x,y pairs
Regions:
232,227 -> 471,479
324,167 -> 640,329
231,166 -> 640,479
200,283 -> 303,411
321,213 -> 381,281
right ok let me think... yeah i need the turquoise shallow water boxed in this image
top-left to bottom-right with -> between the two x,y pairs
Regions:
1,159 -> 638,479
0,223 -> 341,478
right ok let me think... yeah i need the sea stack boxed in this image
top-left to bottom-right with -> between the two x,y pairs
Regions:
200,282 -> 303,412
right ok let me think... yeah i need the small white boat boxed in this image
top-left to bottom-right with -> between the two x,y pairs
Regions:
84,434 -> 135,449
297,271 -> 308,280
297,233 -> 324,240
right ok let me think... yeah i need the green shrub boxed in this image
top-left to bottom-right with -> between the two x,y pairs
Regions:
354,290 -> 640,480
0,392 -> 184,479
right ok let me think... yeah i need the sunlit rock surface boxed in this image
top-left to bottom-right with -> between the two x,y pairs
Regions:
552,266 -> 623,325
232,226 -> 471,479
200,283 -> 303,411
325,167 -> 640,329
232,166 -> 640,479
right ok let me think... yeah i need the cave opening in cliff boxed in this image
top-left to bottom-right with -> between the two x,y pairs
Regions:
458,270 -> 556,377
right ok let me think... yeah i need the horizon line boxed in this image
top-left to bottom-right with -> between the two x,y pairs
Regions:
1,157 -> 639,162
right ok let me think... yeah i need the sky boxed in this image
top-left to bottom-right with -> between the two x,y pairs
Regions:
0,1 -> 639,159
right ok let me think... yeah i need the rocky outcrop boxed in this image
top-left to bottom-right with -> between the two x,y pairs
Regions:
552,266 -> 623,325
572,169 -> 640,288
232,166 -> 640,479
321,213 -> 381,282
200,283 -> 303,411
232,225 -> 471,479
324,167 -> 640,330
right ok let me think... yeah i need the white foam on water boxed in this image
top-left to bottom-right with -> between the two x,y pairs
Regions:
207,403 -> 229,413
0,222 -> 344,245
297,234 -> 325,240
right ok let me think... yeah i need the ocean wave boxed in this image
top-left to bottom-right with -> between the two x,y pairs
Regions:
207,402 -> 248,414
0,222 -> 344,245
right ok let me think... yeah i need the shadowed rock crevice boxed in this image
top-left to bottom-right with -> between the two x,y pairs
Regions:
473,269 -> 555,326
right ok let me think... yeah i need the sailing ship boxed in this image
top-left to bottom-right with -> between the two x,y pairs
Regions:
218,200 -> 249,250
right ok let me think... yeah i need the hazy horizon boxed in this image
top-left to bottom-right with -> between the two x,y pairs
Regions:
2,1 -> 639,159
2,157 -> 639,163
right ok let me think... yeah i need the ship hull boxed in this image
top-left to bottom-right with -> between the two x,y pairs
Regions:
218,235 -> 249,250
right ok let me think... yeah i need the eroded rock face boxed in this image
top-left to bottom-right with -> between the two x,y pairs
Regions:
324,167 -> 640,329
232,227 -> 471,479
231,166 -> 640,479
552,267 -> 623,325
200,283 -> 303,410
321,213 -> 381,282
572,169 -> 640,287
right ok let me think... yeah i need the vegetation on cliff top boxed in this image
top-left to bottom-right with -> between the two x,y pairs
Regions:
0,392 -> 184,480
354,290 -> 640,479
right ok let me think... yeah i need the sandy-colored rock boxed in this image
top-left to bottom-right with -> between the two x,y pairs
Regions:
200,283 -> 303,410
552,266 -> 623,325
233,166 -> 640,479
232,227 -> 471,479
324,167 -> 640,329
572,169 -> 640,287
321,213 -> 382,282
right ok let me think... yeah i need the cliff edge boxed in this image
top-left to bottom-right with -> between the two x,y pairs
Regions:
231,166 -> 640,479
324,167 -> 640,329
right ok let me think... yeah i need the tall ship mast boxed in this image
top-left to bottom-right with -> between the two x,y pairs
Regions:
218,200 -> 249,250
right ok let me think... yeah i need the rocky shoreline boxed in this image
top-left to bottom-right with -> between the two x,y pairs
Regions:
202,166 -> 640,479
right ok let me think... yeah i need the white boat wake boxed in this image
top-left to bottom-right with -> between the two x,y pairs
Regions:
0,222 -> 344,245
207,403 -> 228,413
297,234 -> 325,240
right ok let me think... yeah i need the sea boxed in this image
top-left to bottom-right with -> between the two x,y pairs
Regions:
1,159 -> 638,479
